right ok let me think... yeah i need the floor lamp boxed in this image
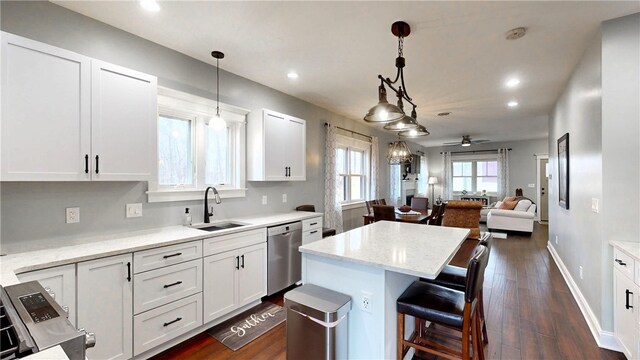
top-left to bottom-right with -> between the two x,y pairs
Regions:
428,177 -> 438,208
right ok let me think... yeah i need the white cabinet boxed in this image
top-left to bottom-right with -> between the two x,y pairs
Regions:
16,264 -> 77,327
0,32 -> 157,182
203,250 -> 239,322
1,32 -> 91,181
237,243 -> 267,306
302,216 -> 323,245
247,109 -> 306,181
77,254 -> 133,360
613,247 -> 639,360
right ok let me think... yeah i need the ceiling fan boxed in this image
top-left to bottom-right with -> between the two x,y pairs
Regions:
443,135 -> 490,147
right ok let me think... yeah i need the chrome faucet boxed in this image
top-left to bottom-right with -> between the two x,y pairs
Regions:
204,186 -> 221,223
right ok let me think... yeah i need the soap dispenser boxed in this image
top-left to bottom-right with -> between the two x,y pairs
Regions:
184,208 -> 192,226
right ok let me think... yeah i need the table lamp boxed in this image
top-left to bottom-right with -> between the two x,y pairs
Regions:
428,177 -> 438,208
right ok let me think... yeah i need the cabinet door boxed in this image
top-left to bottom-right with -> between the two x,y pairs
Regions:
238,243 -> 267,307
91,60 -> 157,181
614,269 -> 637,359
286,117 -> 306,180
263,111 -> 287,180
1,32 -> 91,181
203,250 -> 238,323
77,254 -> 133,360
16,264 -> 77,327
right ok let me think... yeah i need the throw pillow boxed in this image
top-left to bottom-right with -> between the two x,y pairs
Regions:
502,196 -> 516,202
514,199 -> 533,212
499,199 -> 518,210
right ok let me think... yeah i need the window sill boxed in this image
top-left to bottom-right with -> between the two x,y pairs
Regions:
147,188 -> 247,203
341,201 -> 366,211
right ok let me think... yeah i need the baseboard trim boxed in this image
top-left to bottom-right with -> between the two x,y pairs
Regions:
546,243 -> 620,352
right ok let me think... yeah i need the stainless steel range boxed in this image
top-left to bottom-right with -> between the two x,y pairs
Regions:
0,281 -> 95,359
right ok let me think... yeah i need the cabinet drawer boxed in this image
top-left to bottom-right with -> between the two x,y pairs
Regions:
302,217 -> 322,231
614,248 -> 636,281
302,229 -> 322,245
134,259 -> 202,314
133,293 -> 202,356
203,228 -> 266,257
134,240 -> 202,274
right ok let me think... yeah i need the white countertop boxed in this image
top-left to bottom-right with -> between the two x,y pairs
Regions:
26,346 -> 69,360
299,221 -> 470,279
0,211 -> 322,286
610,240 -> 640,261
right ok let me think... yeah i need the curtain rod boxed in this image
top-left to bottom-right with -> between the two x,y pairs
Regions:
440,148 -> 512,155
324,123 -> 373,141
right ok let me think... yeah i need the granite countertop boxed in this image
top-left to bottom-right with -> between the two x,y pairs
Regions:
0,211 -> 322,286
299,221 -> 470,279
610,240 -> 640,261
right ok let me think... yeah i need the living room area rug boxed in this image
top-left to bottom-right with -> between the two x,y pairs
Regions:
206,302 -> 286,351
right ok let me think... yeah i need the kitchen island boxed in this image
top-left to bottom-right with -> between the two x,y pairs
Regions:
299,221 -> 470,360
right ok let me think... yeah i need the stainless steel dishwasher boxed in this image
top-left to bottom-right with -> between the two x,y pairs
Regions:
267,221 -> 302,295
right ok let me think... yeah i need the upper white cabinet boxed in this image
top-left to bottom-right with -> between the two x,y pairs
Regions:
0,32 -> 157,181
247,109 -> 306,181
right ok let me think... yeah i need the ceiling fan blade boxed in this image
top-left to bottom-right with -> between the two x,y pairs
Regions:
471,139 -> 491,143
442,141 -> 462,145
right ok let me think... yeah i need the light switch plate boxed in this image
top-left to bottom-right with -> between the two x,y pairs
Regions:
262,195 -> 268,205
282,194 -> 287,203
66,207 -> 80,224
591,198 -> 599,213
528,183 -> 535,188
126,203 -> 142,218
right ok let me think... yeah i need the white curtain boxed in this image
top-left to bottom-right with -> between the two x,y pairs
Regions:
417,154 -> 428,196
370,136 -> 379,199
497,148 -> 510,200
324,125 -> 343,233
390,164 -> 401,206
442,152 -> 453,200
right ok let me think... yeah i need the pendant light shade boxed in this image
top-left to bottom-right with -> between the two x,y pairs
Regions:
364,84 -> 404,123
388,140 -> 413,164
209,50 -> 226,130
398,124 -> 430,137
208,113 -> 226,130
383,114 -> 418,131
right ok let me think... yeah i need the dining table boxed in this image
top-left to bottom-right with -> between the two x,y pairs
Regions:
363,208 -> 431,225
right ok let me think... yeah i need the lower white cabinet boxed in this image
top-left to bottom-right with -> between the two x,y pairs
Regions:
77,254 -> 133,360
204,242 -> 267,324
614,268 -> 638,359
133,293 -> 202,356
302,216 -> 323,245
16,264 -> 77,327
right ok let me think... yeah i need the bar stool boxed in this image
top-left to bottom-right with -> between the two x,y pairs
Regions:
397,245 -> 489,360
421,232 -> 493,344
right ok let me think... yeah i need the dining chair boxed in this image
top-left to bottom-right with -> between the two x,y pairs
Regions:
428,203 -> 446,225
377,198 -> 387,205
294,204 -> 336,237
372,205 -> 395,222
365,200 -> 379,215
411,197 -> 429,212
441,200 -> 483,239
397,245 -> 489,360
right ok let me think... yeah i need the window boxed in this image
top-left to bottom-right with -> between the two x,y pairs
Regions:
148,88 -> 247,202
336,136 -> 371,203
452,159 -> 497,193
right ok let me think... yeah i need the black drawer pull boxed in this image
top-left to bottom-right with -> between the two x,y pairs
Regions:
310,230 -> 318,234
163,252 -> 183,259
615,258 -> 627,266
626,289 -> 634,310
310,222 -> 318,226
163,317 -> 182,327
84,154 -> 89,174
163,281 -> 183,289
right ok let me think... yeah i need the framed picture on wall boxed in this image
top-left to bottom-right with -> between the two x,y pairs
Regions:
557,133 -> 570,209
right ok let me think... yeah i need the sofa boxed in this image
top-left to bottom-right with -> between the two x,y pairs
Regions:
486,198 -> 537,233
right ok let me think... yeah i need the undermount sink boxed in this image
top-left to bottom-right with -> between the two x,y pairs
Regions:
195,222 -> 247,232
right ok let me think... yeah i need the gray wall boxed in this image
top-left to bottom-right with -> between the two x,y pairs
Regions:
0,1 -> 426,252
423,138 -> 549,201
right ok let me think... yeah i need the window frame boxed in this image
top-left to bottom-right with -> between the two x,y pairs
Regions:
147,87 -> 249,203
336,135 -> 371,205
451,154 -> 498,195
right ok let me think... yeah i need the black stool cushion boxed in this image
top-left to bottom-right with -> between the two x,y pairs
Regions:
322,227 -> 336,238
421,265 -> 466,292
397,281 -> 465,329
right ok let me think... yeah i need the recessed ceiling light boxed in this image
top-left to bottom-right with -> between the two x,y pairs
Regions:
507,101 -> 519,108
287,72 -> 299,79
437,112 -> 452,117
505,27 -> 527,40
140,0 -> 160,12
506,78 -> 521,88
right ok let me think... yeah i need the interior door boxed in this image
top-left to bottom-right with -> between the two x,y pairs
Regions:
539,159 -> 549,221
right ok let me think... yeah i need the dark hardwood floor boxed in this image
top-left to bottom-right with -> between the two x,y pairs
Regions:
152,223 -> 625,360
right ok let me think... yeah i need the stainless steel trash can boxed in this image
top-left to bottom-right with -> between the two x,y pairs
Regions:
284,284 -> 352,360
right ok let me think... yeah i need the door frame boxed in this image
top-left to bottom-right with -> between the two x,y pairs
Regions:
535,153 -> 549,223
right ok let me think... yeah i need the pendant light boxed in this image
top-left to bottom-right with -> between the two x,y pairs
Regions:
398,125 -> 430,138
208,50 -> 226,130
388,140 -> 413,164
384,104 -> 419,131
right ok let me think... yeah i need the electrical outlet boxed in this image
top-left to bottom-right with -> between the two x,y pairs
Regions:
528,183 -> 535,188
126,203 -> 142,218
360,291 -> 372,313
282,194 -> 287,203
555,235 -> 558,245
579,266 -> 584,279
262,195 -> 268,205
66,207 -> 80,224
591,198 -> 599,213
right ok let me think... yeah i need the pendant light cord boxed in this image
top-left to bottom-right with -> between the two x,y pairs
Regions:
216,57 -> 220,116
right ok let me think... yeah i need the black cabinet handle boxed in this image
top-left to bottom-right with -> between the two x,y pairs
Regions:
310,222 -> 317,226
126,262 -> 131,282
95,155 -> 99,174
163,317 -> 182,327
241,255 -> 245,269
163,281 -> 183,289
84,154 -> 89,174
163,252 -> 183,259
235,256 -> 240,270
626,289 -> 634,309
284,167 -> 287,177
310,230 -> 318,234
615,259 -> 627,266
